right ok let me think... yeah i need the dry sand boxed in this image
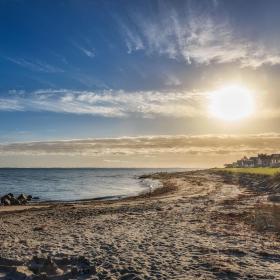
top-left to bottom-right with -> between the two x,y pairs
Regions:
0,170 -> 280,279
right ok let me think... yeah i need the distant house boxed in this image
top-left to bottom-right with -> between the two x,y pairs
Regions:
236,159 -> 244,167
244,159 -> 255,167
271,154 -> 280,167
249,156 -> 258,166
257,154 -> 271,167
224,153 -> 280,168
236,156 -> 255,168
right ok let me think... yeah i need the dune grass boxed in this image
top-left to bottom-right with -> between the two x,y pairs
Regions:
222,167 -> 280,176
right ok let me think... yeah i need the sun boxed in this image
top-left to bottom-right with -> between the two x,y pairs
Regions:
208,85 -> 255,121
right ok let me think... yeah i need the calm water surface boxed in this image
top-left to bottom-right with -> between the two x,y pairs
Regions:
0,168 -> 188,201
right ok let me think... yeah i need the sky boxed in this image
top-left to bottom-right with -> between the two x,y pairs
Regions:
1,0 -> 280,167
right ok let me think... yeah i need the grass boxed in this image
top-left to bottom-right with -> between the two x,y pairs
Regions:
220,167 -> 280,176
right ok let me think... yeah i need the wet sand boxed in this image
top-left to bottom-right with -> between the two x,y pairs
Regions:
0,170 -> 280,279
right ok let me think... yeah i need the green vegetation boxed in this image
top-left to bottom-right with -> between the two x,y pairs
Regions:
221,167 -> 280,176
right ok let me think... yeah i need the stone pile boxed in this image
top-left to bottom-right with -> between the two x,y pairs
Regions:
0,193 -> 33,206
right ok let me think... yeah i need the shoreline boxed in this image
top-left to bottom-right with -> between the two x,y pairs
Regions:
1,168 -> 278,211
0,168 -> 175,208
0,173 -> 167,213
1,169 -> 280,279
0,171 -> 171,212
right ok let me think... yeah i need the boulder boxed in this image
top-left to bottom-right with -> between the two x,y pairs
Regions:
3,198 -> 11,206
1,194 -> 12,204
18,194 -> 28,204
1,193 -> 33,206
18,194 -> 27,201
10,197 -> 21,205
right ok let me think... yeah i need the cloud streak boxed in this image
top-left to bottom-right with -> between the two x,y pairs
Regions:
72,42 -> 96,58
1,86 -> 279,120
4,57 -> 64,73
0,134 -> 279,157
0,89 -> 206,118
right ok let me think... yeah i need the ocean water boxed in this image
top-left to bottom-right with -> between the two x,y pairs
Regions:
0,168 -> 188,202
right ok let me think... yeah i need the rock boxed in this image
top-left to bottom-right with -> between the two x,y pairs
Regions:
10,197 -> 21,205
18,193 -> 27,200
18,194 -> 28,204
1,194 -> 12,204
3,198 -> 11,206
0,193 -> 34,206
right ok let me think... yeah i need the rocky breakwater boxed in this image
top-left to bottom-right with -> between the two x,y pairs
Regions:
0,193 -> 34,206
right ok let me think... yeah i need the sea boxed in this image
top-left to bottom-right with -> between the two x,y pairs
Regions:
0,168 -> 188,202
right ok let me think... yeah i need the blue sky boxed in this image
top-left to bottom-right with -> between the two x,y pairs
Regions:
1,0 -> 280,166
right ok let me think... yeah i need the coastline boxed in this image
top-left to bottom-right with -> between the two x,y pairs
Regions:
0,168 -> 181,206
1,169 -> 280,279
0,172 -> 168,213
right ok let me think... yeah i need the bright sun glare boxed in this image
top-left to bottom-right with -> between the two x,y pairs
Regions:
209,85 -> 255,121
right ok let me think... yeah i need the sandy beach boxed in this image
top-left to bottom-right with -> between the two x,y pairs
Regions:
1,170 -> 280,279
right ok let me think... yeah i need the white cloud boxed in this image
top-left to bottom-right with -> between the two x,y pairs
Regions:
0,86 -> 278,120
0,99 -> 22,111
121,8 -> 280,68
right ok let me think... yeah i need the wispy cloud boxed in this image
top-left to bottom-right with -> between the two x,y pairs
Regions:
80,47 -> 95,58
0,89 -> 205,118
73,43 -> 96,58
120,5 -> 280,68
4,57 -> 64,73
0,98 -> 22,111
119,22 -> 144,53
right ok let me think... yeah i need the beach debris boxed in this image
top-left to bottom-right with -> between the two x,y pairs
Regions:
0,193 -> 35,206
33,224 -> 48,231
267,194 -> 280,202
